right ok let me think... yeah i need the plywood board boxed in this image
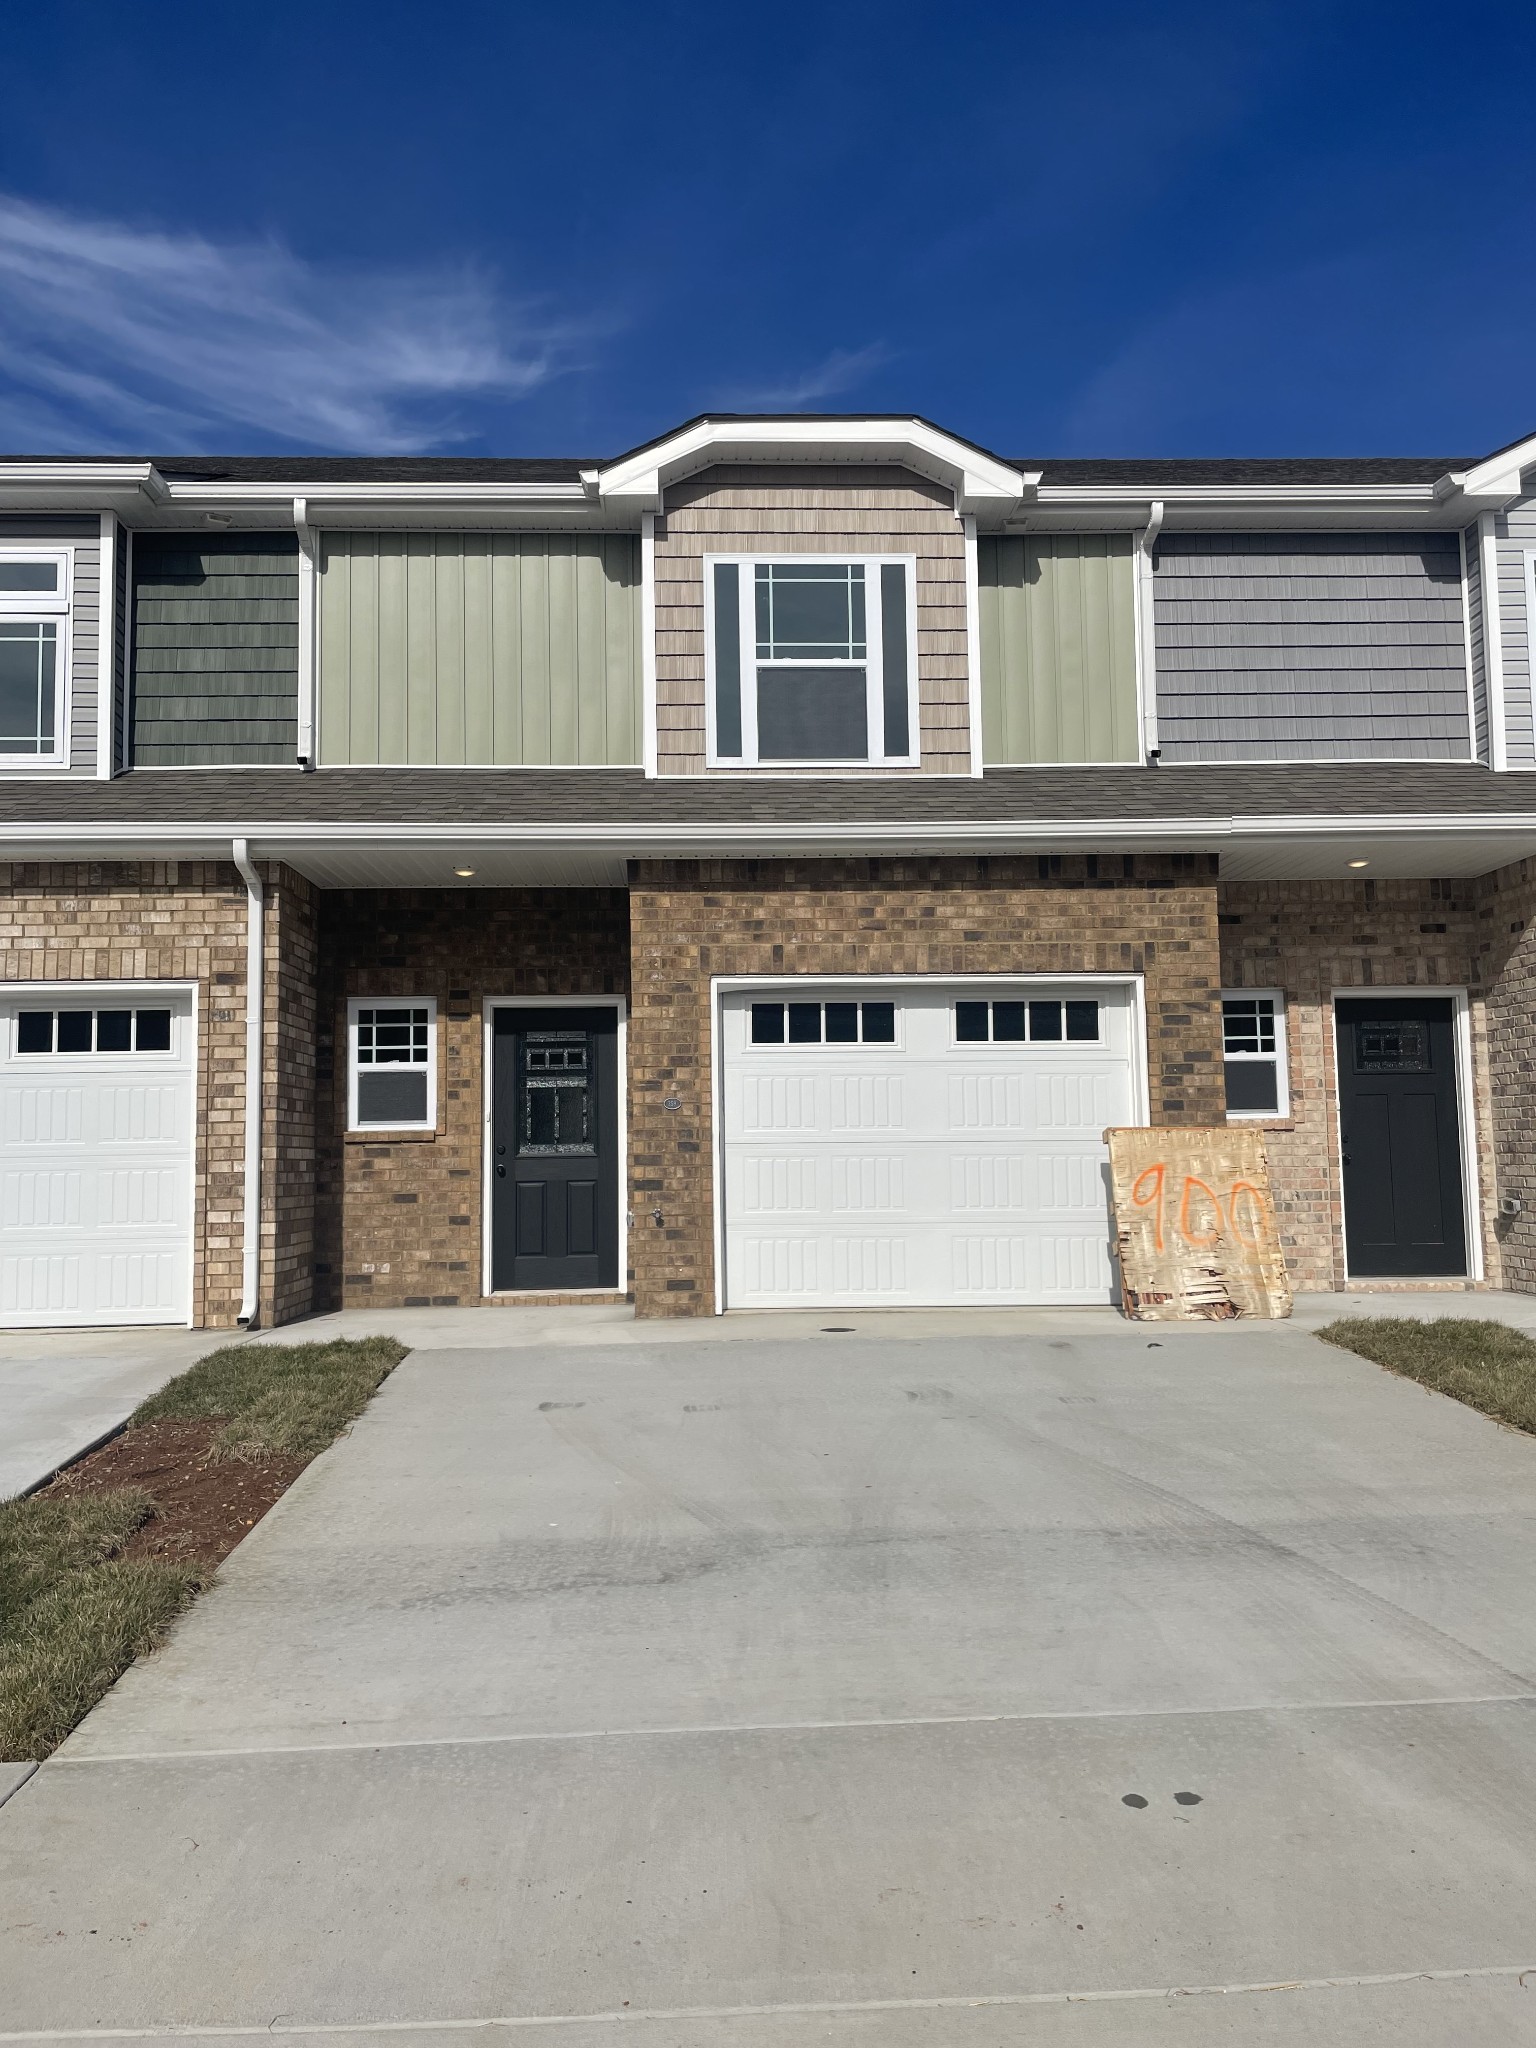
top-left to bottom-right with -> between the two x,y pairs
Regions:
1106,1125 -> 1292,1321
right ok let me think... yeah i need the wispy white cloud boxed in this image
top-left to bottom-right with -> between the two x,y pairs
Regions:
0,194 -> 585,453
716,343 -> 893,410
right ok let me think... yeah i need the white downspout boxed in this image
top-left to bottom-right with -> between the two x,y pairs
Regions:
232,838 -> 264,1327
294,498 -> 317,769
1137,500 -> 1164,762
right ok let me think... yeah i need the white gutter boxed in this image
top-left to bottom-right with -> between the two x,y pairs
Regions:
231,838 -> 264,1328
7,811 -> 1536,857
164,481 -> 589,506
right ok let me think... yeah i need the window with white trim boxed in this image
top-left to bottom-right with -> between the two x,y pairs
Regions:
1222,990 -> 1288,1117
0,549 -> 71,766
707,554 -> 917,766
348,999 -> 437,1130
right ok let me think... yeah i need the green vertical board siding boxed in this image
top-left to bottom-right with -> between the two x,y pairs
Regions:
978,533 -> 1138,763
131,533 -> 298,764
318,532 -> 641,765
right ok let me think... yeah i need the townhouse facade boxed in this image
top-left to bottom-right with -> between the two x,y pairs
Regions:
3,413 -> 1536,1328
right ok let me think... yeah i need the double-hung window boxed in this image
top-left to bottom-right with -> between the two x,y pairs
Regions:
1222,990 -> 1289,1117
348,998 -> 437,1131
0,549 -> 71,766
707,554 -> 918,766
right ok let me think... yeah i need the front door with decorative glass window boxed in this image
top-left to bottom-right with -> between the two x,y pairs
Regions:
490,1007 -> 619,1291
1334,996 -> 1467,1276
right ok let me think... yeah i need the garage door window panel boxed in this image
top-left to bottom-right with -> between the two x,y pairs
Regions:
954,998 -> 1101,1044
708,555 -> 917,767
14,1006 -> 176,1056
751,1000 -> 900,1047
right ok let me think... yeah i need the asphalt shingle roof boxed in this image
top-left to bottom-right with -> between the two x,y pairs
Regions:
0,763 -> 1527,828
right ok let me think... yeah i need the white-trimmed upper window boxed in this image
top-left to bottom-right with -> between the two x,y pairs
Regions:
348,998 -> 437,1131
707,554 -> 918,766
0,549 -> 71,766
1222,990 -> 1289,1118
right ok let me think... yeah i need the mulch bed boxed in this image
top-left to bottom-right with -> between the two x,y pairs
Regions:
39,1421 -> 309,1571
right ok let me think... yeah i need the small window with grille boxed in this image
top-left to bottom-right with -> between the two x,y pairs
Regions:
349,999 -> 436,1130
1222,990 -> 1288,1118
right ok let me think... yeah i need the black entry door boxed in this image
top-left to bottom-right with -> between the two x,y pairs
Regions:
491,1007 -> 619,1290
1335,997 -> 1467,1277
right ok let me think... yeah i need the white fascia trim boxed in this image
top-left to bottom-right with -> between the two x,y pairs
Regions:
1034,484 -> 1440,510
1456,437 -> 1536,504
163,481 -> 588,508
597,418 -> 1029,518
0,462 -> 168,502
11,811 -> 1536,859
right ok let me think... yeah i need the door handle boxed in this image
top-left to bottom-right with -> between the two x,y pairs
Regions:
496,1164 -> 506,1178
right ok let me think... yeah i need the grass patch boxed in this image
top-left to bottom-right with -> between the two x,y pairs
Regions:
132,1335 -> 407,1460
1318,1317 -> 1536,1436
0,1490 -> 200,1759
1,1336 -> 408,1760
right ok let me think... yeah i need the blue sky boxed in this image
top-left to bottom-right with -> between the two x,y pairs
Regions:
1,1 -> 1533,459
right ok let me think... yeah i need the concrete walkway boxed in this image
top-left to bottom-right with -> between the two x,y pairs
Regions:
0,1324 -> 234,1498
3,1311 -> 1536,2040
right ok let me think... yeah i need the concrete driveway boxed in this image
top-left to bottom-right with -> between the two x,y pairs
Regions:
3,1314 -> 1536,2043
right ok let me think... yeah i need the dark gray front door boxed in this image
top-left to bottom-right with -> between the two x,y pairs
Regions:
1335,997 -> 1467,1277
491,1007 -> 619,1291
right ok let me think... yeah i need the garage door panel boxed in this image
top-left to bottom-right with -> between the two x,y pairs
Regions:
949,1149 -> 1107,1214
947,1068 -> 1122,1133
950,1231 -> 1109,1298
1,994 -> 194,1327
722,982 -> 1137,1310
739,1074 -> 818,1133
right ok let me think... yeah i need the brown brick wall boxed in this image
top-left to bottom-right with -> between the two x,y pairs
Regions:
314,887 -> 629,1310
1476,855 -> 1536,1290
1218,877 -> 1496,1291
654,464 -> 970,776
627,854 -> 1225,1317
0,859 -> 313,1329
265,866 -> 318,1326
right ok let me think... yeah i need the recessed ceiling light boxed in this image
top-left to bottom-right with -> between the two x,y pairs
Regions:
453,865 -> 476,878
1347,859 -> 1370,869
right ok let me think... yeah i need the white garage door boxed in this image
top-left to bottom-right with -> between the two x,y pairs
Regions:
720,981 -> 1140,1309
0,989 -> 196,1327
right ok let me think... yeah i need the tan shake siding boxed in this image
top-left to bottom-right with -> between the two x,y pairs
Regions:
0,860 -> 314,1328
1218,878 -> 1497,1293
654,465 -> 970,774
627,855 -> 1225,1316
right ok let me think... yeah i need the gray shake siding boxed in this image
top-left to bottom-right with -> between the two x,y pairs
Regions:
131,532 -> 299,765
0,513 -> 99,774
1497,499 -> 1536,766
1153,531 -> 1471,761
